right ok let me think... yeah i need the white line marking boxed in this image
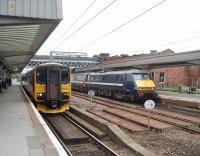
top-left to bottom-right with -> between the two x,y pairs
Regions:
20,85 -> 68,156
72,81 -> 123,86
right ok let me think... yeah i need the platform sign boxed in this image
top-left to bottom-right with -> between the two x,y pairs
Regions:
88,90 -> 95,96
88,90 -> 95,103
144,100 -> 155,110
144,99 -> 155,133
9,0 -> 16,11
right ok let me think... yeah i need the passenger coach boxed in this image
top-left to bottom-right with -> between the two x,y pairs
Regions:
72,70 -> 157,101
22,63 -> 71,113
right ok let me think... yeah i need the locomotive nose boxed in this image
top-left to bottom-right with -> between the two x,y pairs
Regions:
135,80 -> 156,93
135,80 -> 155,87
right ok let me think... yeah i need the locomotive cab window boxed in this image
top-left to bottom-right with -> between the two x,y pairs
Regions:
36,68 -> 46,84
132,73 -> 150,80
61,70 -> 69,84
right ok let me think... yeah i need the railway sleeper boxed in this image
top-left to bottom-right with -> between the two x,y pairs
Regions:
87,109 -> 145,132
103,108 -> 171,131
111,106 -> 193,127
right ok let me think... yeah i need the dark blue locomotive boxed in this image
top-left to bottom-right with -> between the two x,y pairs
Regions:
72,70 -> 157,101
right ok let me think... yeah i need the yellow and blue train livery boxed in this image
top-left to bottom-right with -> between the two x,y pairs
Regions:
22,63 -> 71,113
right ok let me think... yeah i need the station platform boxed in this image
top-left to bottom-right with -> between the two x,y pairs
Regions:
0,80 -> 63,156
158,90 -> 200,103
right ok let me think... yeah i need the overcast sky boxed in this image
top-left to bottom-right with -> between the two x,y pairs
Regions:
37,0 -> 200,57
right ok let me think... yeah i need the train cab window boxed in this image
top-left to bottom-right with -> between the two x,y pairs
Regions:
143,74 -> 150,80
132,73 -> 150,80
61,71 -> 69,84
36,68 -> 46,84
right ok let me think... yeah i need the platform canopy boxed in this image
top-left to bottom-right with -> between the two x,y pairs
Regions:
0,0 -> 63,73
102,50 -> 200,70
74,50 -> 200,72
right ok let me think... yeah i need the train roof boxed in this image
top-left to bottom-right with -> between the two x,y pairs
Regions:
88,69 -> 149,75
37,63 -> 67,67
22,63 -> 69,75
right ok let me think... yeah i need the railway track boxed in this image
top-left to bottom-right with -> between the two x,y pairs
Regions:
72,91 -> 200,135
42,112 -> 119,156
161,104 -> 200,118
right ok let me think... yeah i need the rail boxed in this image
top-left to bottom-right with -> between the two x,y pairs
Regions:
61,113 -> 119,156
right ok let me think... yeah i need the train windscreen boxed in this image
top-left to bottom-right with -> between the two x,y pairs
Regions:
61,70 -> 69,84
132,73 -> 150,80
36,68 -> 46,84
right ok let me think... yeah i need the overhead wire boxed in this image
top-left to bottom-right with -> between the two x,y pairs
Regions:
160,35 -> 200,46
49,0 -> 97,50
55,0 -> 118,49
78,0 -> 167,51
151,34 -> 200,51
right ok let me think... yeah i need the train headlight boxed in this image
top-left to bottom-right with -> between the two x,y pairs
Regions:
62,92 -> 69,99
38,93 -> 43,96
37,93 -> 45,100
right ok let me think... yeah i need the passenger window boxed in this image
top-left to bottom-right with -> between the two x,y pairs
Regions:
36,68 -> 46,84
103,76 -> 108,81
61,71 -> 68,84
94,76 -> 97,82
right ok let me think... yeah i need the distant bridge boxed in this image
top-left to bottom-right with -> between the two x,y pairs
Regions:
26,53 -> 99,68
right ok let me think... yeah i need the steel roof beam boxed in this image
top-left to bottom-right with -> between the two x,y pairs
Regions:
0,16 -> 60,26
0,52 -> 31,57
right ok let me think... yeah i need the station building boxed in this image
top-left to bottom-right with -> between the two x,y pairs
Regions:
98,49 -> 200,88
149,65 -> 200,88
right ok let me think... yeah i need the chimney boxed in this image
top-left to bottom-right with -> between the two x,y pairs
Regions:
150,50 -> 157,54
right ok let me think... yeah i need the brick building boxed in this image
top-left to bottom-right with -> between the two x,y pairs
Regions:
99,49 -> 200,88
149,66 -> 200,88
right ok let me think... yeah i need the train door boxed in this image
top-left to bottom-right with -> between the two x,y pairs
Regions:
47,69 -> 60,100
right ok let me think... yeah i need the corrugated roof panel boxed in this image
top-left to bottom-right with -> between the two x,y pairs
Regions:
0,25 -> 39,52
4,55 -> 30,64
0,0 -> 62,72
0,0 -> 63,19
